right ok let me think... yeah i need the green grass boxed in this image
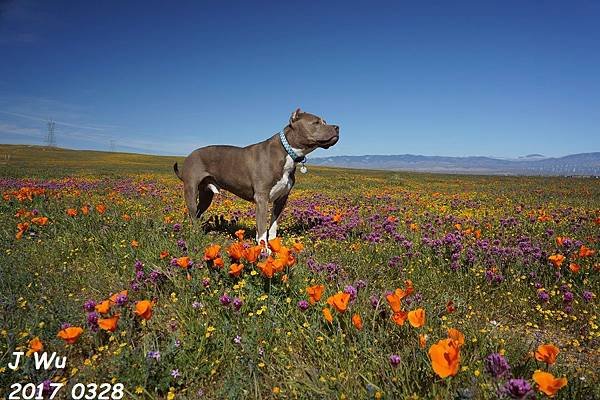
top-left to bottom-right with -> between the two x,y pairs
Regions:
0,144 -> 598,399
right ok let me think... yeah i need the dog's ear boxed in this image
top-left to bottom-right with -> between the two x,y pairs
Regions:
289,108 -> 302,124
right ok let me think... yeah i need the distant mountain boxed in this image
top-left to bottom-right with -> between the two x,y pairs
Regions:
309,152 -> 600,176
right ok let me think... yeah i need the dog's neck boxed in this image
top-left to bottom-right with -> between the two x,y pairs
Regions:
280,125 -> 316,159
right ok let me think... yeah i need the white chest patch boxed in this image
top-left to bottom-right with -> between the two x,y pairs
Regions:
269,155 -> 295,201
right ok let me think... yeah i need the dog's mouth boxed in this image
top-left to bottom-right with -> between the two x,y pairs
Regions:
317,135 -> 339,148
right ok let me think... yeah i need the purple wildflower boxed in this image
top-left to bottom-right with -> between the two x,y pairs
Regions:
171,369 -> 180,378
41,379 -> 52,395
298,300 -> 309,311
501,378 -> 533,399
583,290 -> 593,302
563,291 -> 574,303
389,354 -> 401,368
354,279 -> 367,290
220,293 -> 232,306
147,350 -> 161,361
370,295 -> 380,309
344,285 -> 357,301
484,353 -> 510,378
192,301 -> 203,309
83,299 -> 96,312
232,297 -> 243,311
115,293 -> 128,306
538,290 -> 549,302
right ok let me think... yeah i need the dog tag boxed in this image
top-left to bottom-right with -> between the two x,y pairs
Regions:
300,164 -> 307,174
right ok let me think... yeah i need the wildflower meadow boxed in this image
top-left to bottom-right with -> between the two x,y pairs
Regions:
1,144 -> 598,399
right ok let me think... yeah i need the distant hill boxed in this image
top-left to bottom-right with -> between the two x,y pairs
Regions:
310,152 -> 600,176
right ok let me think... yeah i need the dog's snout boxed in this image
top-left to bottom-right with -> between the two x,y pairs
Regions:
333,125 -> 339,133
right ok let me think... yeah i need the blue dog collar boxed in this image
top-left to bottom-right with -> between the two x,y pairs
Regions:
279,130 -> 305,163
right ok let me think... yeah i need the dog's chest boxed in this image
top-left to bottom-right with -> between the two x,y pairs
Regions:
269,156 -> 295,201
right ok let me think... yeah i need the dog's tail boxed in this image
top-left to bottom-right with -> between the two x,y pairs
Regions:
173,162 -> 183,181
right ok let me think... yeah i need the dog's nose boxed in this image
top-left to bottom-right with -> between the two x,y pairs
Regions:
333,125 -> 339,133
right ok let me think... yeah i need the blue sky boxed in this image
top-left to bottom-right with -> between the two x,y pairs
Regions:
1,0 -> 599,157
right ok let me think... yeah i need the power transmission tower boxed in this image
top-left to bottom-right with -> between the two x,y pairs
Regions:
109,140 -> 116,152
46,119 -> 56,147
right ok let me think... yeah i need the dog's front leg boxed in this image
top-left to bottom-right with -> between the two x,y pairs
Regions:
254,192 -> 270,245
269,194 -> 288,240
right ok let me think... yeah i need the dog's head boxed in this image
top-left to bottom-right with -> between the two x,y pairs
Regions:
288,108 -> 339,150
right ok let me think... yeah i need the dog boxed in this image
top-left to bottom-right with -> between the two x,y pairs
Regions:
174,108 -> 339,244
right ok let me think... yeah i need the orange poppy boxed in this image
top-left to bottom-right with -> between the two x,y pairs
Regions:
131,240 -> 139,248
447,328 -> 465,348
159,250 -> 170,259
352,313 -> 363,330
213,257 -> 224,268
204,244 -> 221,261
404,280 -> 414,296
31,217 -> 48,225
408,308 -> 425,328
569,263 -> 580,273
419,334 -> 427,349
243,245 -> 263,264
429,338 -> 460,378
81,205 -> 90,215
98,314 -> 120,332
235,229 -> 245,241
177,256 -> 191,269
548,254 -> 565,268
135,300 -> 153,320
386,290 -> 405,313
322,307 -> 333,324
109,290 -> 128,304
67,208 -> 78,217
535,344 -> 559,365
292,241 -> 304,253
27,337 -> 43,356
332,213 -> 342,223
579,245 -> 595,258
95,204 -> 107,214
229,263 -> 244,277
532,370 -> 567,397
122,214 -> 131,221
95,300 -> 111,314
271,247 -> 291,270
306,285 -> 325,304
268,237 -> 283,253
227,242 -> 245,261
391,311 -> 408,326
57,326 -> 83,344
556,236 -> 565,246
258,257 -> 276,278
327,292 -> 351,313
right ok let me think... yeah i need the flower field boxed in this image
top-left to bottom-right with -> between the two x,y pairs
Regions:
1,145 -> 598,399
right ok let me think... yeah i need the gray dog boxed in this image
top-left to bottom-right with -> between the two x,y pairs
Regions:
174,109 -> 339,244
